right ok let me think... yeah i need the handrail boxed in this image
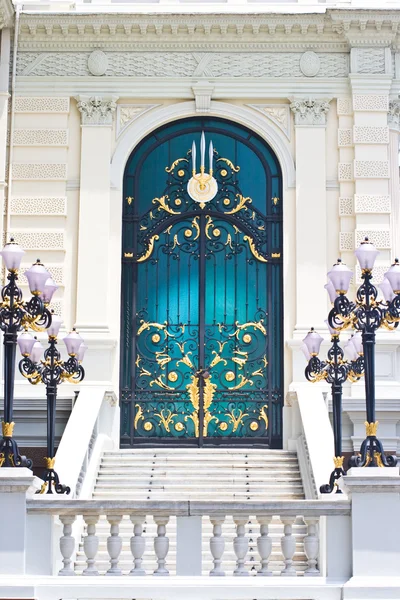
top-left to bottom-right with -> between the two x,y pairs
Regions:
27,498 -> 351,517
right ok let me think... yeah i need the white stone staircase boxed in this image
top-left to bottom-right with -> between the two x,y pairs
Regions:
75,448 -> 307,575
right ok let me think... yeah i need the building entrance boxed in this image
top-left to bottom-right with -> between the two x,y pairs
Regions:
120,118 -> 283,447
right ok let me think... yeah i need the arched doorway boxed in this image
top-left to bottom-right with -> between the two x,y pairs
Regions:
120,117 -> 283,447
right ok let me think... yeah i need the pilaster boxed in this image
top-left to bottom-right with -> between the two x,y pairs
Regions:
388,98 -> 400,259
75,95 -> 118,333
290,97 -> 331,332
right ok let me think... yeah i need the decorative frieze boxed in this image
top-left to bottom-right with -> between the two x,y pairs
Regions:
355,230 -> 391,249
353,126 -> 389,145
247,104 -> 290,139
340,232 -> 354,252
13,129 -> 68,147
352,95 -> 389,112
12,163 -> 67,180
338,163 -> 353,182
353,160 -> 390,179
76,96 -> 118,126
10,196 -> 67,216
354,195 -> 391,214
338,129 -> 353,147
117,104 -> 159,137
192,81 -> 214,113
290,98 -> 331,127
14,97 -> 70,113
16,51 -> 349,79
388,99 -> 400,131
9,230 -> 64,250
337,97 -> 352,116
339,197 -> 354,216
352,48 -> 386,75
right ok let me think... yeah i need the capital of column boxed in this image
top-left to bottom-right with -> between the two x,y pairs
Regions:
388,98 -> 400,132
289,97 -> 331,127
75,95 -> 119,126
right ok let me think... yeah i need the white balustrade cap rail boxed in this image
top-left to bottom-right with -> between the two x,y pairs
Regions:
27,499 -> 351,516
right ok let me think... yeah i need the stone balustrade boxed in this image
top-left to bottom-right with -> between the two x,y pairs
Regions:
27,499 -> 350,578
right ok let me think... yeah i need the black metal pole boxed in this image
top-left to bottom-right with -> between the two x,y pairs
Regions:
46,383 -> 57,462
332,381 -> 343,460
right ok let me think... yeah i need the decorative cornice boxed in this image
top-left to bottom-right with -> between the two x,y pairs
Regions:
0,0 -> 14,29
75,95 -> 118,126
290,97 -> 331,127
388,98 -> 400,132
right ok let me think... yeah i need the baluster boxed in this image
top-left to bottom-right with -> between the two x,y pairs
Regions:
210,517 -> 225,576
280,518 -> 297,576
233,516 -> 249,576
154,517 -> 169,576
130,516 -> 146,575
82,515 -> 99,576
304,518 -> 319,576
58,515 -> 76,576
106,515 -> 123,576
256,516 -> 272,576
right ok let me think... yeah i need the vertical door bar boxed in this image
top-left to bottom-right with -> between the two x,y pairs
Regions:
198,213 -> 206,447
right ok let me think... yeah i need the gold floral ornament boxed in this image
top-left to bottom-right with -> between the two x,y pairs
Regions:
365,421 -> 379,436
44,457 -> 55,469
2,421 -> 14,437
333,456 -> 344,468
187,132 -> 218,206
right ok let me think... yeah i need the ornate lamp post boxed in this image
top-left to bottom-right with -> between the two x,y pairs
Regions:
18,322 -> 86,493
327,238 -> 400,468
302,327 -> 364,493
0,240 -> 53,468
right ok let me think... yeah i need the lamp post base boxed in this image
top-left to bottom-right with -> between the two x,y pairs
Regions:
0,434 -> 32,468
37,465 -> 70,495
348,435 -> 397,468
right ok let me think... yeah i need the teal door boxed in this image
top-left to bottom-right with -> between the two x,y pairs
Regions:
120,118 -> 283,447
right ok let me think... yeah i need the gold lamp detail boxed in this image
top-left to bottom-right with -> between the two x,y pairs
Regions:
187,131 -> 218,205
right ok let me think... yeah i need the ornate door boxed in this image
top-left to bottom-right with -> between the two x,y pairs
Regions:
120,118 -> 283,447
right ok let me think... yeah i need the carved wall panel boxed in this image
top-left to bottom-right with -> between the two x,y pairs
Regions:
10,197 -> 67,215
13,129 -> 68,146
339,197 -> 354,216
353,161 -> 390,179
9,231 -> 64,250
340,231 -> 354,251
353,126 -> 389,145
352,95 -> 389,112
354,195 -> 391,214
338,129 -> 353,147
14,97 -> 70,113
12,163 -> 67,180
338,163 -> 353,181
355,230 -> 391,249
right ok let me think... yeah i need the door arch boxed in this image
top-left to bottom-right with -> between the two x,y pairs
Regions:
120,117 -> 283,447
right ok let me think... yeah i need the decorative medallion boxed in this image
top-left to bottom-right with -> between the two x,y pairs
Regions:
144,422 -> 153,431
243,334 -> 252,344
299,51 -> 321,77
219,422 -> 228,431
175,422 -> 184,432
87,50 -> 108,77
187,131 -> 218,204
168,371 -> 178,382
225,371 -> 235,382
250,421 -> 259,431
152,333 -> 161,343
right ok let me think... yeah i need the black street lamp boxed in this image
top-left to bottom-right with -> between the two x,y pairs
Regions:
0,240 -> 54,468
327,238 -> 400,468
302,327 -> 364,493
18,322 -> 86,494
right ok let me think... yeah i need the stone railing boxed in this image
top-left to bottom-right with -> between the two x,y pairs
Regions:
26,499 -> 350,578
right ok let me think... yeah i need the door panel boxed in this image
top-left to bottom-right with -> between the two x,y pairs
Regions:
120,117 -> 283,447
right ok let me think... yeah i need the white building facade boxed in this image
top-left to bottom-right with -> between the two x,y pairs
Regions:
1,1 -> 400,599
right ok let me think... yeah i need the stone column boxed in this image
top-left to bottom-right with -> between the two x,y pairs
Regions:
388,99 -> 400,259
0,28 -> 10,247
0,468 -> 41,574
75,95 -> 118,333
290,98 -> 331,332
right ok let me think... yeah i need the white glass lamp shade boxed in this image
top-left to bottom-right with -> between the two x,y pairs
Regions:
1,238 -> 25,271
302,328 -> 323,356
300,342 -> 311,362
327,260 -> 353,294
25,260 -> 50,295
17,331 -> 36,356
355,237 -> 379,271
63,329 -> 84,356
344,340 -> 358,362
324,280 -> 338,303
379,278 -> 396,303
324,319 -> 338,337
77,343 -> 88,362
42,278 -> 58,304
384,259 -> 400,294
350,332 -> 363,355
31,339 -> 43,364
48,314 -> 63,338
